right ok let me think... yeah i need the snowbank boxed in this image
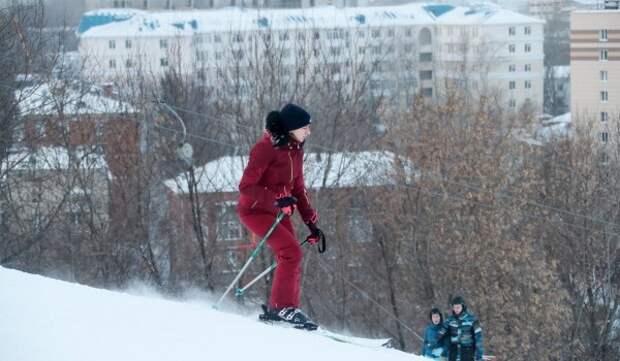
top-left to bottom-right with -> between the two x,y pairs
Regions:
0,266 -> 423,361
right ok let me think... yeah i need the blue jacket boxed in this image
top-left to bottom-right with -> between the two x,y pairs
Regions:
422,323 -> 448,358
438,311 -> 483,361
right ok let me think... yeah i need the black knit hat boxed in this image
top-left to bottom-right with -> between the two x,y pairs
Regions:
279,103 -> 311,131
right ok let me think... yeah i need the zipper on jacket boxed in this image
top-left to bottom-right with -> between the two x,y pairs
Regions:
288,151 -> 294,183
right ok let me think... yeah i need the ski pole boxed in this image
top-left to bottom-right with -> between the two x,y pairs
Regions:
213,211 -> 285,309
234,238 -> 310,298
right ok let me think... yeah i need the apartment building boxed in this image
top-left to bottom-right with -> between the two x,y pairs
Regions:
528,0 -> 564,18
570,7 -> 620,151
77,3 -> 544,111
434,6 -> 544,112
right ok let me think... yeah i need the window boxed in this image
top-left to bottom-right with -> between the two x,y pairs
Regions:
600,49 -> 608,61
0,201 -> 5,229
524,43 -> 531,53
159,39 -> 168,49
160,58 -> 168,67
232,49 -> 244,60
95,121 -> 104,138
600,70 -> 608,81
404,44 -> 413,53
216,202 -> 242,241
601,111 -> 609,122
66,190 -> 90,226
126,59 -> 133,68
405,28 -> 412,37
279,32 -> 289,41
422,87 -> 433,97
600,132 -> 609,143
600,29 -> 608,41
509,81 -> 516,90
525,80 -> 532,89
231,34 -> 243,43
297,32 -> 305,41
509,99 -> 516,108
524,26 -> 531,35
419,52 -> 432,62
509,26 -> 515,36
125,39 -> 132,49
35,121 -> 45,137
109,40 -> 116,49
509,64 -> 516,72
601,91 -> 608,102
13,125 -> 24,143
330,47 -> 341,56
419,70 -> 433,80
347,212 -> 373,243
357,30 -> 365,38
109,59 -> 116,68
509,44 -> 515,53
358,46 -> 366,55
372,29 -> 381,38
387,29 -> 395,37
214,34 -> 222,43
525,64 -> 531,72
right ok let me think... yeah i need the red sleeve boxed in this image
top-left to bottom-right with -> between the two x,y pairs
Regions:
239,141 -> 278,211
292,154 -> 318,225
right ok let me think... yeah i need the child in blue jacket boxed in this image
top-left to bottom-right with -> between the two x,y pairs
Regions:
422,307 -> 449,360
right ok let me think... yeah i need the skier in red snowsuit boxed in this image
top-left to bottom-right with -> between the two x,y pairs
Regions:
237,103 -> 324,329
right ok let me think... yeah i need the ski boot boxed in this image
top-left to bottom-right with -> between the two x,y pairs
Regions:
259,304 -> 318,331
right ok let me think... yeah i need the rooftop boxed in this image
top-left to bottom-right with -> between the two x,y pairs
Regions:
16,82 -> 135,117
164,150 -> 416,194
78,2 -> 543,38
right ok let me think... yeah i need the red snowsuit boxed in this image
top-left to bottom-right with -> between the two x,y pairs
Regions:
237,132 -> 318,309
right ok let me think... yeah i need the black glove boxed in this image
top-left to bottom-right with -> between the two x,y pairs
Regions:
306,223 -> 326,253
275,196 -> 297,216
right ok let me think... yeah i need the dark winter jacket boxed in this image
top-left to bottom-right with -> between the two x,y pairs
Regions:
237,132 -> 318,224
438,311 -> 483,361
422,323 -> 449,359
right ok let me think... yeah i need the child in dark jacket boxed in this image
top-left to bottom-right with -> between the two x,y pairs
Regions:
422,308 -> 449,360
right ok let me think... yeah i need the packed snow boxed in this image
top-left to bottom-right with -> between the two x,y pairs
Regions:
0,266 -> 424,361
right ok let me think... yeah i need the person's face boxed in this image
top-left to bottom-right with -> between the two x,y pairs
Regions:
431,313 -> 441,325
290,125 -> 311,142
452,304 -> 463,315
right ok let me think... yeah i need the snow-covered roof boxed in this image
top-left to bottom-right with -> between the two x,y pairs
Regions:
536,113 -> 571,141
434,4 -> 544,25
16,83 -> 134,116
78,2 -> 543,38
164,150 -> 415,194
1,146 -> 108,172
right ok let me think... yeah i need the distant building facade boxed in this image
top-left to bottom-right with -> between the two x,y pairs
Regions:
76,3 -> 545,112
570,8 -> 620,153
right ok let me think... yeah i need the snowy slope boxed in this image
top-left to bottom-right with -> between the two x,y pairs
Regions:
0,267 -> 424,361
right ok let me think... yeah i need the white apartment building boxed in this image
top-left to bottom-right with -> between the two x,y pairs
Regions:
77,3 -> 545,111
434,6 -> 544,112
